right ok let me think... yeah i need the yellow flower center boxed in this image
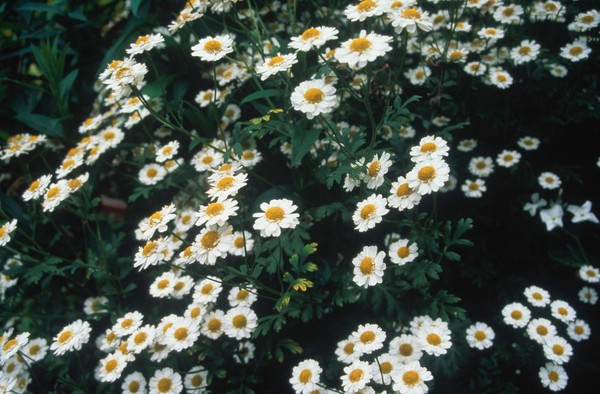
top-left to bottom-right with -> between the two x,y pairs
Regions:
359,257 -> 374,275
417,166 -> 435,182
206,202 -> 225,216
135,35 -> 149,45
469,182 -> 479,191
552,344 -> 564,355
29,345 -> 41,355
174,327 -> 188,341
511,310 -> 522,320
403,370 -> 419,386
142,242 -> 157,256
581,15 -> 594,24
129,381 -> 140,392
146,168 -> 158,178
157,378 -> 172,393
268,56 -> 285,67
301,28 -> 320,41
402,8 -> 421,19
236,289 -> 249,300
476,161 -> 486,169
173,282 -> 184,291
299,369 -> 312,383
367,161 -> 380,177
134,332 -> 147,344
2,339 -> 17,352
201,230 -> 219,249
426,333 -> 441,345
207,318 -> 221,332
357,0 -> 376,12
190,307 -> 201,319
397,246 -> 409,259
149,212 -> 163,225
536,326 -> 548,336
390,1 -> 404,9
380,361 -> 393,374
201,284 -> 213,295
518,46 -> 531,56
548,370 -> 559,382
234,237 -> 245,248
474,330 -> 486,341
265,206 -> 285,222
396,183 -> 411,197
121,318 -> 134,329
157,279 -> 170,289
216,176 -> 235,190
399,343 -> 413,356
349,369 -> 363,382
58,330 -> 73,344
104,359 -> 118,372
574,325 -> 584,335
68,179 -> 82,190
232,315 -> 247,328
203,39 -> 222,53
503,7 -> 514,16
349,37 -> 372,53
28,180 -> 40,192
497,74 -> 507,83
360,204 -> 376,220
544,3 -> 557,12
360,330 -> 376,344
191,374 -> 203,387
303,88 -> 324,104
344,342 -> 354,354
557,307 -> 567,316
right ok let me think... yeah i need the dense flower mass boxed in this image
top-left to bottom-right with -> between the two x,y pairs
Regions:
1,0 -> 598,392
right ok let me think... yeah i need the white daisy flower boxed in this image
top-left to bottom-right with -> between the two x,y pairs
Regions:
134,237 -> 169,270
184,303 -> 207,322
127,324 -> 155,354
410,136 -> 450,163
539,362 -> 568,392
22,337 -> 48,362
230,231 -> 254,257
560,40 -> 591,62
96,351 -> 128,382
353,194 -> 389,232
524,286 -> 551,307
252,198 -> 300,237
256,53 -> 297,80
122,372 -> 147,394
501,302 -> 531,328
171,275 -> 194,299
526,318 -> 557,344
388,239 -> 418,266
352,323 -> 386,355
388,176 -> 422,211
164,317 -> 200,352
224,306 -> 258,340
0,332 -> 29,365
138,163 -> 167,186
227,285 -> 257,308
126,33 -> 165,56
578,286 -> 598,304
416,323 -> 452,356
155,141 -> 179,163
391,360 -> 433,394
113,311 -> 144,338
538,172 -> 561,190
139,204 -> 177,240
517,136 -> 540,151
206,172 -> 248,201
335,337 -> 361,364
406,158 -> 450,195
352,246 -> 386,288
388,334 -> 423,363
463,61 -> 487,76
288,26 -> 339,52
496,150 -> 521,167
290,359 -> 322,394
0,219 -> 18,248
372,353 -> 398,385
391,7 -> 433,33
50,320 -> 92,356
511,40 -> 540,65
184,366 -> 209,392
362,151 -> 393,189
335,30 -> 392,69
290,79 -> 337,119
149,271 -> 177,298
578,265 -> 600,283
466,322 -> 495,350
195,198 -> 239,227
191,34 -> 234,62
489,68 -> 513,89
193,276 -> 223,305
148,367 -> 183,394
567,319 -> 591,342
468,156 -> 494,178
341,360 -> 372,393
462,178 -> 486,198
191,224 -> 233,265
550,300 -> 576,323
22,175 -> 52,201
543,336 -> 573,365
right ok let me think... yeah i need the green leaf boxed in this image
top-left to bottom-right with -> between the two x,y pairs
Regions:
239,89 -> 281,106
14,113 -> 64,138
291,127 -> 321,166
59,69 -> 78,102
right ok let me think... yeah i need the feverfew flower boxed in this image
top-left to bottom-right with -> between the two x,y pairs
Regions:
352,323 -> 386,354
391,7 -> 433,33
362,151 -> 393,189
524,286 -> 551,307
388,176 -> 422,211
191,35 -> 234,62
344,0 -> 386,21
462,179 -> 486,198
567,201 -> 599,224
578,286 -> 598,305
353,194 -> 389,232
538,172 -> 561,190
148,368 -> 183,394
163,317 -> 200,352
406,158 -> 450,195
335,30 -> 393,69
539,362 -> 568,392
511,40 -> 541,65
352,246 -> 386,288
139,204 -> 176,240
96,351 -> 128,382
288,26 -> 339,52
517,136 -> 540,151
290,359 -> 322,394
540,205 -> 564,232
560,40 -> 591,62
391,361 -> 433,394
206,172 -> 248,201
138,163 -> 167,186
122,372 -> 147,394
252,199 -> 300,237
496,150 -> 521,167
527,318 -> 557,344
567,320 -> 591,342
22,175 -> 52,201
502,302 -> 531,328
50,320 -> 92,356
550,300 -> 576,323
291,79 -> 337,119
126,33 -> 165,56
416,323 -> 452,356
466,322 -> 495,350
224,306 -> 258,340
0,219 -> 17,247
195,198 -> 239,227
388,239 -> 418,266
256,53 -> 297,80
192,276 -> 223,305
156,141 -> 179,163
341,360 -> 372,393
543,336 -> 573,365
579,265 -> 600,283
388,334 -> 423,363
409,136 -> 450,163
